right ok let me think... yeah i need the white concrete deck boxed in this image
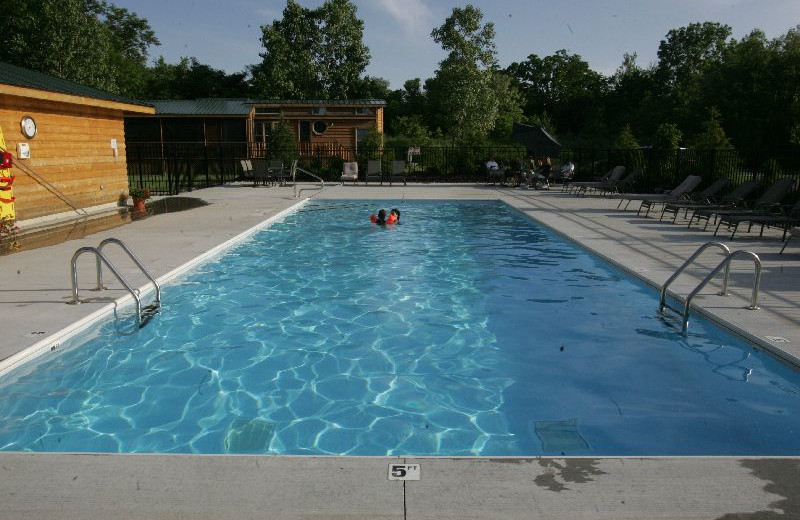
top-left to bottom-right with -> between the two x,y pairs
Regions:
1,182 -> 799,519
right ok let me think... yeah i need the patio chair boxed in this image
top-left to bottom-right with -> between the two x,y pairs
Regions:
390,160 -> 407,186
714,198 -> 800,240
486,165 -> 505,185
683,181 -> 760,227
570,166 -> 625,196
366,160 -> 383,185
780,226 -> 798,253
252,159 -> 270,187
239,159 -> 253,182
267,160 -> 283,186
600,170 -> 639,196
341,162 -> 358,184
658,178 -> 730,222
615,175 -> 703,212
692,178 -> 795,230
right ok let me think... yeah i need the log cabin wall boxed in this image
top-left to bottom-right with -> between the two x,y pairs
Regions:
0,86 -> 153,221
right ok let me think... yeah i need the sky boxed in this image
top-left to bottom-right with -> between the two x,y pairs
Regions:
113,0 -> 800,90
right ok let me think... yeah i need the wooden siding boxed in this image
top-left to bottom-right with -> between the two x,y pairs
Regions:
0,92 -> 134,220
253,104 -> 383,151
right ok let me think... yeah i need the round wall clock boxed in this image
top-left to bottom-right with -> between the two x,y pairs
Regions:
21,115 -> 37,139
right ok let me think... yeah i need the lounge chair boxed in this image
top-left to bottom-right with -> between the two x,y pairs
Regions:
615,175 -> 703,212
683,181 -> 760,227
390,161 -> 407,186
239,159 -> 253,182
714,198 -> 800,240
366,160 -> 383,185
340,162 -> 358,184
658,178 -> 731,222
602,170 -> 639,196
638,177 -> 727,218
780,226 -> 799,253
692,178 -> 795,230
569,166 -> 625,196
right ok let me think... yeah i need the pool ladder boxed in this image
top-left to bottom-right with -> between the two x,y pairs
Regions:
659,242 -> 762,333
292,162 -> 325,199
68,238 -> 161,328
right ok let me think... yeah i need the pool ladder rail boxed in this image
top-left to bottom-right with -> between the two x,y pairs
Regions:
291,161 -> 326,199
659,242 -> 762,334
68,238 -> 161,329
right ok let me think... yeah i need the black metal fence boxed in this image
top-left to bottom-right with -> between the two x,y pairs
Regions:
126,141 -> 800,197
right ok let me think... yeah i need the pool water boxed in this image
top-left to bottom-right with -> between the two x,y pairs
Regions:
1,200 -> 799,456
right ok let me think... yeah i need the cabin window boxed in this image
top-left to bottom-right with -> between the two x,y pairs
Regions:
355,128 -> 368,151
355,107 -> 370,115
311,107 -> 327,116
299,121 -> 312,142
312,121 -> 328,135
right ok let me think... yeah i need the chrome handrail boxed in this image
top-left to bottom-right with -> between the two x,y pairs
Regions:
293,165 -> 325,199
659,242 -> 731,312
95,238 -> 161,305
69,247 -> 143,327
682,250 -> 762,332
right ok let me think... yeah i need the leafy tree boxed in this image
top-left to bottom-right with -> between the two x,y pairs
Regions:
689,107 -> 733,149
506,50 -> 605,139
141,57 -> 251,99
268,119 -> 299,166
0,0 -> 117,91
251,0 -> 370,99
489,72 -> 525,141
653,123 -> 683,149
427,4 -> 498,144
614,124 -> 640,149
387,115 -> 432,148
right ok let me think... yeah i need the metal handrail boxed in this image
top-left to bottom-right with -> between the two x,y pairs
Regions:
682,250 -> 762,332
659,242 -> 731,312
69,247 -> 143,327
95,238 -> 161,305
293,164 -> 325,199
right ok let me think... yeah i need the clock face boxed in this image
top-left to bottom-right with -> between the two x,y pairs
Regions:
21,116 -> 37,139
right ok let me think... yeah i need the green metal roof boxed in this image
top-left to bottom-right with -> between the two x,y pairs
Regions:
0,61 -> 152,107
149,98 -> 252,116
250,99 -> 386,106
148,98 -> 386,116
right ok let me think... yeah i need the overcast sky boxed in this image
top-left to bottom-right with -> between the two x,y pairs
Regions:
113,0 -> 800,89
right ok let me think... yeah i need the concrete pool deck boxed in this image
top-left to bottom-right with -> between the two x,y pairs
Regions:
1,182 -> 799,519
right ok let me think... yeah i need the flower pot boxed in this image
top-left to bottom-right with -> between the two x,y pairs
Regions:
132,198 -> 146,212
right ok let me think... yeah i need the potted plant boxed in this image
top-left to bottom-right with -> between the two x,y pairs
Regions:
129,186 -> 151,212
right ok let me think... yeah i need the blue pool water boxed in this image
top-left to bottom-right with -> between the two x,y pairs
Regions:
1,200 -> 799,456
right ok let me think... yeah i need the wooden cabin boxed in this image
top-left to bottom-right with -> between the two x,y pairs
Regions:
124,98 -> 385,158
0,61 -> 155,221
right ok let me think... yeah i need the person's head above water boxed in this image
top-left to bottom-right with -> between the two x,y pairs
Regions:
377,209 -> 386,221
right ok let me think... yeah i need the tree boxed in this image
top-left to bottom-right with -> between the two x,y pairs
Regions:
689,107 -> 733,149
653,123 -> 683,149
506,50 -> 605,139
1,0 -> 117,91
269,119 -> 299,166
427,5 -> 499,144
141,57 -> 251,99
251,0 -> 370,99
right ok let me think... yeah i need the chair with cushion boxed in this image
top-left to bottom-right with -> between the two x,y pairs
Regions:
366,160 -> 383,185
341,162 -> 358,184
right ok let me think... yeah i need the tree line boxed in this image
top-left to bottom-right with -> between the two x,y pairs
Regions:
3,0 -> 799,152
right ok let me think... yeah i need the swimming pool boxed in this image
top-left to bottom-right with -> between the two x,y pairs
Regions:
0,200 -> 799,456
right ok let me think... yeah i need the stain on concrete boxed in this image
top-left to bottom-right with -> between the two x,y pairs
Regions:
714,459 -> 800,519
533,458 -> 607,493
486,458 -> 534,465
